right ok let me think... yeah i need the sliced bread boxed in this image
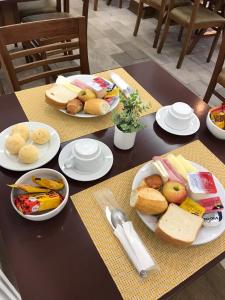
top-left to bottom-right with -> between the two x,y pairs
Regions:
155,203 -> 203,247
130,187 -> 168,215
45,84 -> 79,109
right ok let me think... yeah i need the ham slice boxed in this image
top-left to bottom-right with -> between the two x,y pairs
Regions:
153,156 -> 186,184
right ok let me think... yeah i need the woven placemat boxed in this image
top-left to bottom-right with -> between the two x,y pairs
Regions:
15,68 -> 161,143
71,140 -> 225,300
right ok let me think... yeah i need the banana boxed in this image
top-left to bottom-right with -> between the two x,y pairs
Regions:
32,176 -> 64,190
8,184 -> 50,193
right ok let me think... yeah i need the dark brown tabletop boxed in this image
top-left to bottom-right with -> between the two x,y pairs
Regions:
0,60 -> 224,300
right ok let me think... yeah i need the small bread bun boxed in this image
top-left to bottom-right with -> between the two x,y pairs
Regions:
5,134 -> 25,154
84,99 -> 110,115
18,144 -> 39,164
66,99 -> 83,115
11,123 -> 29,141
144,174 -> 163,190
130,187 -> 168,215
31,128 -> 50,145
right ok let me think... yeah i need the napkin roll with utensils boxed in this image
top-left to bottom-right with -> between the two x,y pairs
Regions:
94,188 -> 158,277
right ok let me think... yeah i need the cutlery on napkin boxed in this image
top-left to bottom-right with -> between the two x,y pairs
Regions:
94,188 -> 158,277
110,73 -> 134,98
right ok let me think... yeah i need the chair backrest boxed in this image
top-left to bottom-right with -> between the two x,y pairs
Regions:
169,0 -> 201,26
0,17 -> 90,91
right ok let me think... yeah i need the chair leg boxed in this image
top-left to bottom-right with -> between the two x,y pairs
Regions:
157,18 -> 171,54
133,1 -> 144,36
176,27 -> 192,69
153,10 -> 165,48
119,0 -> 122,8
204,76 -> 218,103
177,26 -> 184,42
94,0 -> 98,11
187,28 -> 206,55
207,27 -> 222,63
107,0 -> 112,6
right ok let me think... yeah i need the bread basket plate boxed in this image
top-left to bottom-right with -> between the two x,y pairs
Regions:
0,121 -> 60,171
132,161 -> 225,246
59,74 -> 119,118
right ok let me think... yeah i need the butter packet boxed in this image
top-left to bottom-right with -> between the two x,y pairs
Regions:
180,197 -> 205,217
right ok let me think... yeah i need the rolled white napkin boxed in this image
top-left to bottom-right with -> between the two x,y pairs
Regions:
110,73 -> 133,98
114,221 -> 156,277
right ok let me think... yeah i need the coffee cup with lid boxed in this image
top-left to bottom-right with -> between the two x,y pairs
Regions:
165,102 -> 194,130
64,138 -> 103,172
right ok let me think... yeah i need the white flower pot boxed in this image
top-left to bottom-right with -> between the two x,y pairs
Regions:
113,126 -> 136,150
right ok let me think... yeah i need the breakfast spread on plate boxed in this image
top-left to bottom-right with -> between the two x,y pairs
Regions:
5,123 -> 51,164
130,154 -> 224,247
210,104 -> 225,130
9,176 -> 64,215
45,75 -> 120,116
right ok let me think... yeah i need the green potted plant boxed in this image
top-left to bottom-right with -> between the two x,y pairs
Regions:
112,91 -> 149,150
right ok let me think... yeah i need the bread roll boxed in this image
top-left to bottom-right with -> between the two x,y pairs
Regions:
11,123 -> 29,141
130,187 -> 168,215
18,144 -> 39,164
66,99 -> 83,115
5,134 -> 25,154
31,128 -> 50,144
45,84 -> 79,109
155,203 -> 203,247
84,99 -> 110,115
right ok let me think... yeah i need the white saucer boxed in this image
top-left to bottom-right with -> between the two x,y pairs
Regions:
58,140 -> 113,181
156,106 -> 200,136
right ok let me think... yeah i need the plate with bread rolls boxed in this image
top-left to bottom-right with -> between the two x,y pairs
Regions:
45,75 -> 120,118
130,154 -> 225,246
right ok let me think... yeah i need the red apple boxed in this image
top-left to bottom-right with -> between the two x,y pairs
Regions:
162,181 -> 187,204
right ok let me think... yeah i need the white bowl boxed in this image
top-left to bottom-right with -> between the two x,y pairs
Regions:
206,108 -> 225,140
11,168 -> 69,221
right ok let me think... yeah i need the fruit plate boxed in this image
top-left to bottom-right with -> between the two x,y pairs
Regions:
0,122 -> 60,172
132,161 -> 225,246
59,74 -> 120,118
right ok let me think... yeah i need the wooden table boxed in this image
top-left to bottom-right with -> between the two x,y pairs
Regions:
0,60 -> 224,300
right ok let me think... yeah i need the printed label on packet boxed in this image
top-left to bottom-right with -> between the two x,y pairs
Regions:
187,172 -> 217,194
198,196 -> 223,213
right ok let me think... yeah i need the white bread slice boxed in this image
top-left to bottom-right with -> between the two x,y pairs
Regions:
45,84 -> 79,109
155,203 -> 203,247
130,187 -> 168,215
84,99 -> 110,115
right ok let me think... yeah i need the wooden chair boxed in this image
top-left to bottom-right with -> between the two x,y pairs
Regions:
157,0 -> 225,68
17,0 -> 68,19
133,0 -> 190,48
107,0 -> 123,9
204,30 -> 225,103
0,17 -> 90,91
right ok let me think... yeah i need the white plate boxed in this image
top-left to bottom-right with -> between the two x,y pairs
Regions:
0,122 -> 60,171
59,74 -> 119,118
132,161 -> 225,246
156,106 -> 200,136
58,140 -> 113,181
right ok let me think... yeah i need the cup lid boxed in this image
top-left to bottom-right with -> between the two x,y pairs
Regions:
170,102 -> 193,119
74,139 -> 99,159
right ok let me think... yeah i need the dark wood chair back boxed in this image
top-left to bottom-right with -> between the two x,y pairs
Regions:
204,30 -> 225,103
0,17 -> 90,91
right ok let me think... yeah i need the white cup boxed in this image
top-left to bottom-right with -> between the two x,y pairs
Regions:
64,138 -> 103,172
165,102 -> 193,130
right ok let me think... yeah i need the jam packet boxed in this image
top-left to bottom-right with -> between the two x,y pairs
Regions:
187,172 -> 217,195
198,196 -> 223,213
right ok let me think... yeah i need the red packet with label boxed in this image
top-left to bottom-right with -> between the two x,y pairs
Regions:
187,172 -> 217,195
198,197 -> 224,213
